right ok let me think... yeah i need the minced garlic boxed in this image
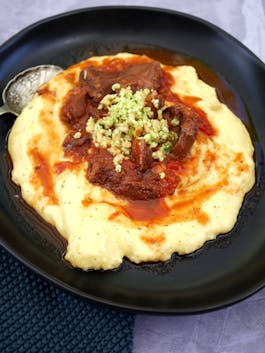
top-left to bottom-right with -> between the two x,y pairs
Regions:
86,86 -> 178,172
73,131 -> 81,139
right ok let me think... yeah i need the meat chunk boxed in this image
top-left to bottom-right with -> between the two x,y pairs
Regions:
163,104 -> 198,160
173,116 -> 198,160
61,87 -> 88,125
63,131 -> 92,160
88,147 -> 122,185
111,173 -> 179,200
80,61 -> 162,101
88,147 -> 179,200
61,86 -> 103,129
118,61 -> 162,92
131,139 -> 152,172
79,67 -> 117,101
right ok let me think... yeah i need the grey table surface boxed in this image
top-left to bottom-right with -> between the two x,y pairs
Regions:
1,1 -> 265,352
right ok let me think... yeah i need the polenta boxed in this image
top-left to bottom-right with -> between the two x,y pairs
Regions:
8,53 -> 255,270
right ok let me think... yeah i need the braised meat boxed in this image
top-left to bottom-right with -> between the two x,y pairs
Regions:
63,131 -> 92,160
80,61 -> 162,101
131,139 -> 152,173
88,147 -> 179,200
61,87 -> 88,125
117,61 -> 162,91
163,104 -> 198,160
60,59 -> 213,201
61,87 -> 102,129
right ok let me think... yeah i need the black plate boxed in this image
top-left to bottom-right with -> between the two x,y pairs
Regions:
1,6 -> 265,313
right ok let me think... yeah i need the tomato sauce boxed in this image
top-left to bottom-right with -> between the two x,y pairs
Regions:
141,232 -> 166,245
181,96 -> 215,137
123,199 -> 170,222
54,160 -> 81,174
30,148 -> 58,205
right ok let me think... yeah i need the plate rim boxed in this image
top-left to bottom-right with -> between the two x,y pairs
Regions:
1,5 -> 265,68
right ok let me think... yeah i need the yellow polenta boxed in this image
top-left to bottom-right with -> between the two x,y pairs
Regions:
8,53 -> 255,270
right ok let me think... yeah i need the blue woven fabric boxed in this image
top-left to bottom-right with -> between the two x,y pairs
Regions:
0,246 -> 134,353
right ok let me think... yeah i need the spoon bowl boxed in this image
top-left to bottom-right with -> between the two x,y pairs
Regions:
0,65 -> 63,116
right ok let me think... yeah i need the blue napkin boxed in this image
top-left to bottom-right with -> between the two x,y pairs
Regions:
0,246 -> 134,353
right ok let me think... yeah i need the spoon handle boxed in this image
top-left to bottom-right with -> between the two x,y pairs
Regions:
0,104 -> 9,116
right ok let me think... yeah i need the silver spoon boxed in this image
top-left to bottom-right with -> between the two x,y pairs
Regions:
0,65 -> 63,116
